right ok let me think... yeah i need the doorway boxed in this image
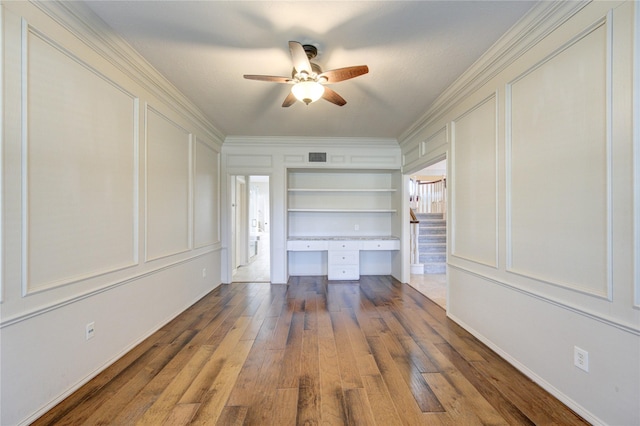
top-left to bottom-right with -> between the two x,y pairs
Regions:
407,158 -> 447,308
232,175 -> 270,282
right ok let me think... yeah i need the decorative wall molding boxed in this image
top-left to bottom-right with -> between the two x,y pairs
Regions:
21,19 -> 140,295
350,155 -> 399,165
223,136 -> 399,148
0,1 -> 4,304
505,15 -> 612,299
144,105 -> 193,262
194,139 -> 221,248
226,154 -> 273,168
284,155 -> 306,164
399,1 -> 589,146
420,126 -> 448,157
634,1 -> 640,309
448,264 -> 640,336
402,146 -> 420,167
450,93 -> 499,268
32,1 -> 225,145
0,248 -> 221,329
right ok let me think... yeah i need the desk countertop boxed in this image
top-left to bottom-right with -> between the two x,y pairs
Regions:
288,236 -> 400,241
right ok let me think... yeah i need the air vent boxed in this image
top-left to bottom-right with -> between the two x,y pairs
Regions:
309,152 -> 327,162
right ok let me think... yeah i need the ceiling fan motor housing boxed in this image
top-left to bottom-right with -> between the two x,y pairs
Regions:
303,44 -> 318,60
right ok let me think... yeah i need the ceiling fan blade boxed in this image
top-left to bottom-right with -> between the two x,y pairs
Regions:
319,65 -> 369,83
282,91 -> 297,107
322,87 -> 347,106
289,41 -> 311,74
244,74 -> 292,83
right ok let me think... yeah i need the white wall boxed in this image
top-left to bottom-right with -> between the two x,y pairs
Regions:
1,2 -> 224,424
400,1 -> 639,424
221,138 -> 403,284
3,1 -> 638,425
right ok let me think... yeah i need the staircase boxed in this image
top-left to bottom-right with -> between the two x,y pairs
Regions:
416,212 -> 446,274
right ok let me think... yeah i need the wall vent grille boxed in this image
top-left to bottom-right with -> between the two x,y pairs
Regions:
309,152 -> 327,162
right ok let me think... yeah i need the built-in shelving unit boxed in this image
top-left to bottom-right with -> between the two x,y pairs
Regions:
286,168 -> 402,279
287,169 -> 400,234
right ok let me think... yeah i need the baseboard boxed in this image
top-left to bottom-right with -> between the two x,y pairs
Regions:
18,284 -> 220,426
447,312 -> 604,426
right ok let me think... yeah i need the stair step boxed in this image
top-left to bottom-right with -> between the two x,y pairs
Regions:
413,211 -> 447,275
420,219 -> 447,228
419,227 -> 446,235
424,262 -> 447,274
419,243 -> 446,253
415,213 -> 444,220
419,235 -> 446,244
419,253 -> 446,263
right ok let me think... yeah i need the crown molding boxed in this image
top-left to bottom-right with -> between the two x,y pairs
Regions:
223,136 -> 400,149
398,0 -> 591,145
30,0 -> 226,145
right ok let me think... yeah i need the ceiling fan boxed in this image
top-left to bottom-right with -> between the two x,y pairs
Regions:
244,41 -> 369,107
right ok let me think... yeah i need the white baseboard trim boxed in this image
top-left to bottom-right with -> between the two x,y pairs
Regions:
447,312 -> 604,426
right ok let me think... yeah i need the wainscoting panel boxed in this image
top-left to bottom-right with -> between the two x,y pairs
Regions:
194,139 -> 220,248
451,95 -> 498,267
284,154 -> 305,164
350,154 -> 399,165
403,145 -> 420,167
23,23 -> 138,294
145,106 -> 191,261
226,154 -> 273,168
507,18 -> 611,298
421,126 -> 448,157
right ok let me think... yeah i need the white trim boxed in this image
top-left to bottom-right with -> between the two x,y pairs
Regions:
193,138 -> 222,249
504,16 -> 612,300
188,133 -> 194,250
0,247 -> 221,329
634,0 -> 640,309
449,93 -> 499,269
143,104 -> 193,263
224,136 -> 399,149
399,1 -> 590,145
20,20 -> 141,296
448,264 -> 640,336
14,280 -> 221,426
20,18 -> 29,297
31,1 -> 225,145
0,4 -> 3,303
448,311 -> 604,425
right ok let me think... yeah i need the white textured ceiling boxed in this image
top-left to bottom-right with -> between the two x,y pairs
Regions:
84,1 -> 536,139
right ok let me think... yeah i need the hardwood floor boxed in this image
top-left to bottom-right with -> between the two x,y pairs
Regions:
34,276 -> 587,425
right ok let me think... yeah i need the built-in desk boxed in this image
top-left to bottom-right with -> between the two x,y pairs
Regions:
287,236 -> 400,280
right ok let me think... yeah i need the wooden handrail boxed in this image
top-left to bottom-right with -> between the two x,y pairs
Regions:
417,177 -> 446,185
411,178 -> 446,215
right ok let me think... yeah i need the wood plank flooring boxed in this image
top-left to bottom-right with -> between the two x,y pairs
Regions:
34,276 -> 587,425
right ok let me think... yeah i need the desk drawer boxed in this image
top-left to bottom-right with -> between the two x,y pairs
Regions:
287,240 -> 329,251
360,239 -> 400,250
328,265 -> 360,280
328,240 -> 359,250
328,250 -> 359,265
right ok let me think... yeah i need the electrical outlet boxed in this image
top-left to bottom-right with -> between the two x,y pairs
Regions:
354,224 -> 359,231
202,268 -> 207,278
86,322 -> 95,340
574,346 -> 589,372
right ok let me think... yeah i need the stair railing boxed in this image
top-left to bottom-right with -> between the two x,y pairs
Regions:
410,209 -> 421,269
415,178 -> 446,214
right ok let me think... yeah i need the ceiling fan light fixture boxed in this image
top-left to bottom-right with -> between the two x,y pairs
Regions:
292,81 -> 325,105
